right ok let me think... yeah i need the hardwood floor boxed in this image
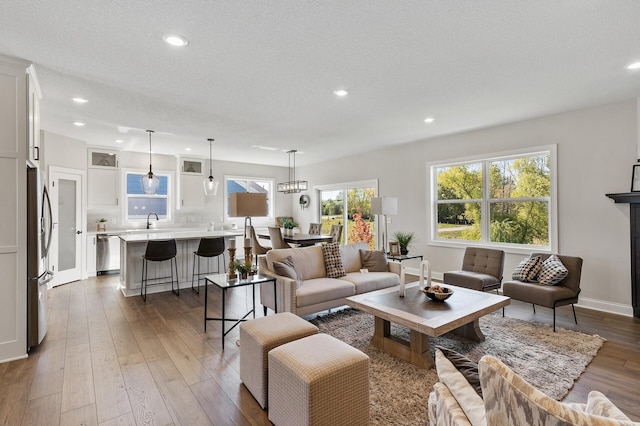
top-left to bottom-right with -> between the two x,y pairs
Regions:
1,275 -> 639,425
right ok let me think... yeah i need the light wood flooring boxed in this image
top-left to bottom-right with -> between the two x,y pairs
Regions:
1,275 -> 639,425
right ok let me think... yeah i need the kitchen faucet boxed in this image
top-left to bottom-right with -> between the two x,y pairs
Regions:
146,212 -> 159,229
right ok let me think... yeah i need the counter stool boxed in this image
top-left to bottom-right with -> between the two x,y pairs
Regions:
239,312 -> 318,409
141,239 -> 179,302
191,237 -> 226,294
268,333 -> 369,426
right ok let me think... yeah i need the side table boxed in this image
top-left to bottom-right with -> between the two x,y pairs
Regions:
204,273 -> 277,350
387,253 -> 424,264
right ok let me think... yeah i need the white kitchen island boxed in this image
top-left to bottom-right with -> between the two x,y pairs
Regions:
119,229 -> 244,297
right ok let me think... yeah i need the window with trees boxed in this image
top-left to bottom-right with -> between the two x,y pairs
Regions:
430,147 -> 556,252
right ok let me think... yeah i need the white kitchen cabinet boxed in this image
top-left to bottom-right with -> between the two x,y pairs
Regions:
26,66 -> 41,167
88,168 -> 120,207
86,235 -> 97,277
179,174 -> 205,208
181,157 -> 204,175
88,148 -> 119,169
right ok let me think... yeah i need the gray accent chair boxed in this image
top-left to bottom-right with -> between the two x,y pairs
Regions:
502,252 -> 583,332
443,247 -> 505,292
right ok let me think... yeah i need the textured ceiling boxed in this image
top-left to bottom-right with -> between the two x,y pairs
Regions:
1,1 -> 639,166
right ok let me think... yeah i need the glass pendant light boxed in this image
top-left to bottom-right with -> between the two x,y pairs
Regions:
141,130 -> 160,194
203,138 -> 219,196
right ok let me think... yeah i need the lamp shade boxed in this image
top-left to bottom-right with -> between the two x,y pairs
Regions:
229,193 -> 268,217
371,197 -> 397,215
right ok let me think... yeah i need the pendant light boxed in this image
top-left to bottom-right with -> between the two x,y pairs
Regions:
203,138 -> 219,196
277,149 -> 308,193
141,130 -> 160,194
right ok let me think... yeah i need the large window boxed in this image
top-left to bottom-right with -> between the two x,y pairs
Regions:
224,176 -> 274,221
430,146 -> 556,252
125,172 -> 171,222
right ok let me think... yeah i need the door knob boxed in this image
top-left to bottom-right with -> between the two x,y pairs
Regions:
76,230 -> 83,234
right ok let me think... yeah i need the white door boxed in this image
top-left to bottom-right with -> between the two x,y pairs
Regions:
49,168 -> 84,286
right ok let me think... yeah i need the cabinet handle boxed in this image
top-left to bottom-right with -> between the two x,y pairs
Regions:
34,146 -> 39,160
116,198 -> 119,206
182,199 -> 184,206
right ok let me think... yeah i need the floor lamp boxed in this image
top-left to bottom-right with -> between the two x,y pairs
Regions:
371,197 -> 397,253
229,192 -> 268,239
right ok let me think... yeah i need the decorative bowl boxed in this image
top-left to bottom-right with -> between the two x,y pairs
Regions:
422,286 -> 454,302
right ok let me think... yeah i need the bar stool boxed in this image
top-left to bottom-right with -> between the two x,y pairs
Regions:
141,239 -> 179,302
191,237 -> 226,294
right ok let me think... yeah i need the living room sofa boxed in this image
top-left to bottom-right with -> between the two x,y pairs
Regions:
258,242 -> 401,316
429,349 -> 638,425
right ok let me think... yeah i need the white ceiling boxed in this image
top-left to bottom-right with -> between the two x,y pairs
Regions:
1,1 -> 640,167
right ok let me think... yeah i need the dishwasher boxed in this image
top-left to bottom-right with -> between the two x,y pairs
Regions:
96,234 -> 121,275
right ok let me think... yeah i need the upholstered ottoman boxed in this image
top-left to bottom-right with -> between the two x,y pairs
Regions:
239,312 -> 318,409
268,333 -> 369,426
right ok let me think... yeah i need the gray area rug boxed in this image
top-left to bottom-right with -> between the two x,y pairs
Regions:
308,308 -> 605,426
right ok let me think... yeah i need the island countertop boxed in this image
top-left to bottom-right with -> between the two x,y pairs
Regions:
119,229 -> 244,242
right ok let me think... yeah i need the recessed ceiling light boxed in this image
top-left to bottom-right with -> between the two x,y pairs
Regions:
115,139 -> 123,143
424,117 -> 435,124
626,61 -> 640,70
73,121 -> 86,127
72,97 -> 88,103
185,147 -> 192,151
333,89 -> 349,97
163,34 -> 188,47
252,145 -> 278,151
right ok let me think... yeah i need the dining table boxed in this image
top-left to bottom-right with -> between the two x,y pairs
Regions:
257,231 -> 334,247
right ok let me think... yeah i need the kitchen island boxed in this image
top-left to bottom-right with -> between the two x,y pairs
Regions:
118,229 -> 244,297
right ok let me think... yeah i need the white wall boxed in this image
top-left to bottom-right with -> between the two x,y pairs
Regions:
297,99 -> 637,315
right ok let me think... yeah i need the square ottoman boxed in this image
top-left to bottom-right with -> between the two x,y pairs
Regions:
268,333 -> 369,426
239,312 -> 318,408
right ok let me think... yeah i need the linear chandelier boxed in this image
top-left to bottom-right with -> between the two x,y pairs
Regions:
277,149 -> 308,194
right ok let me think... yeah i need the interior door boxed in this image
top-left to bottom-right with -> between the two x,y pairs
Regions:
49,169 -> 83,286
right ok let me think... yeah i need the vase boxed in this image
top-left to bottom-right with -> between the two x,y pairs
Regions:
241,272 -> 248,280
400,248 -> 409,255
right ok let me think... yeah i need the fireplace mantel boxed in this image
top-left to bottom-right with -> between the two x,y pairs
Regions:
606,192 -> 640,317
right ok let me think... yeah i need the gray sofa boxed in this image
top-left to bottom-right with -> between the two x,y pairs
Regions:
258,242 -> 400,316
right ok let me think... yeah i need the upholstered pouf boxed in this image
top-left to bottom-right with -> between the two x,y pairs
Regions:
268,333 -> 369,426
239,312 -> 318,409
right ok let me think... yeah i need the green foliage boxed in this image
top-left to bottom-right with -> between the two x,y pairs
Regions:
233,260 -> 255,274
392,231 -> 415,251
280,217 -> 298,229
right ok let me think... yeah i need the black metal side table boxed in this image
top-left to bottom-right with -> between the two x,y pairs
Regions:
387,253 -> 424,264
204,273 -> 277,350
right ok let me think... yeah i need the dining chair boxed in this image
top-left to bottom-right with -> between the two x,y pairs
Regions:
269,226 -> 292,249
308,223 -> 322,235
330,224 -> 343,244
247,225 -> 271,263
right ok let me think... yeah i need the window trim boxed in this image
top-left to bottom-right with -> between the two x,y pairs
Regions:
223,175 -> 275,225
427,145 -> 557,255
121,168 -> 174,225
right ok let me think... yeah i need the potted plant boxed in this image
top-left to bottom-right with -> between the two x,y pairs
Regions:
96,218 -> 108,232
393,231 -> 415,255
281,217 -> 299,236
233,260 -> 255,279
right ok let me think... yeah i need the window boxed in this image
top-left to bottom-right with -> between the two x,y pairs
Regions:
125,172 -> 171,222
430,146 -> 556,252
225,176 -> 274,221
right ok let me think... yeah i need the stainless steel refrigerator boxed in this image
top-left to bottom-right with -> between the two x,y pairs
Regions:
27,166 -> 53,351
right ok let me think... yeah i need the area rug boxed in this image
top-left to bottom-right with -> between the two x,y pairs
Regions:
308,308 -> 605,426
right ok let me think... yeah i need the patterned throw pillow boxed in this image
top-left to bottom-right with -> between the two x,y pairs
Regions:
512,255 -> 542,282
537,255 -> 569,286
359,249 -> 388,272
322,242 -> 346,278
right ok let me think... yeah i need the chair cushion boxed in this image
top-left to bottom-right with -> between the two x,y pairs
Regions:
443,270 -> 500,291
537,255 -> 569,285
359,249 -> 388,272
322,242 -> 346,278
502,280 -> 577,307
512,255 -> 542,282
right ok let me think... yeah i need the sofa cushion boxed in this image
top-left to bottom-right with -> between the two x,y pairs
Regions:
341,242 -> 368,273
359,249 -> 388,272
322,242 -> 346,278
437,347 -> 482,398
512,255 -> 542,282
340,272 -> 400,294
272,256 -> 300,287
266,246 -> 326,281
435,349 -> 486,426
295,278 -> 355,308
537,255 -> 569,286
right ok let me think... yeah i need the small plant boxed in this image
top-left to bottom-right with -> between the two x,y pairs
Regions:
233,260 -> 255,275
393,231 -> 415,254
96,218 -> 108,223
281,217 -> 298,229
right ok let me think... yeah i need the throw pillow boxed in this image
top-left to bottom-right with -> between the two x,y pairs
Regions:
537,255 -> 569,286
512,255 -> 542,282
359,249 -> 388,272
435,349 -> 486,426
322,242 -> 346,278
272,256 -> 298,279
436,346 -> 482,398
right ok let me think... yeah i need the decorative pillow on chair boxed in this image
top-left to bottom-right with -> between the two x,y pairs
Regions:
537,255 -> 569,285
359,249 -> 388,272
512,255 -> 542,282
322,242 -> 346,278
436,346 -> 483,398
